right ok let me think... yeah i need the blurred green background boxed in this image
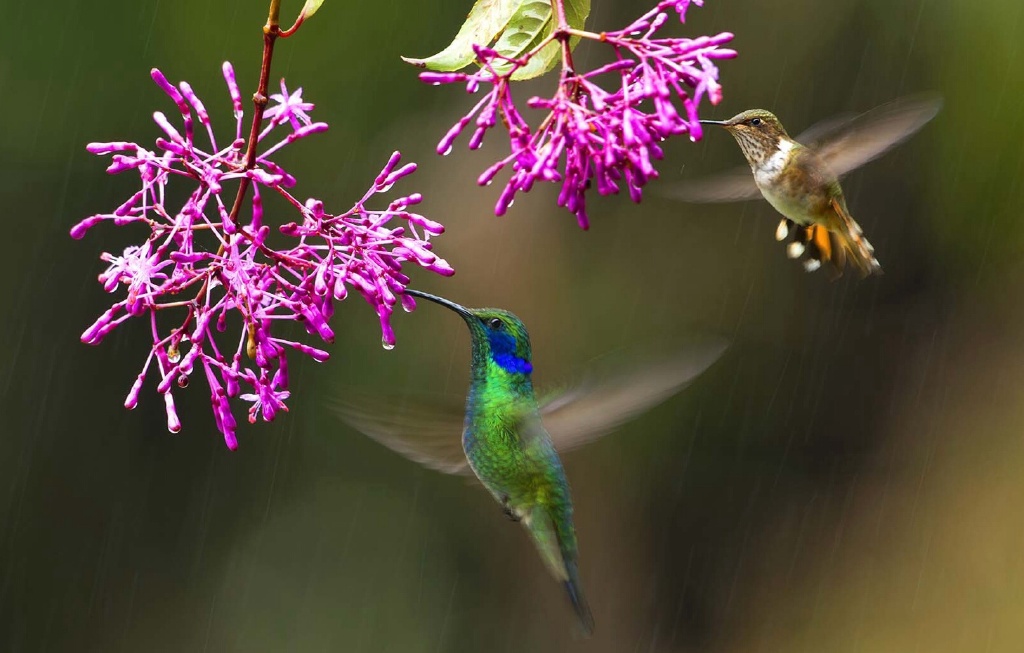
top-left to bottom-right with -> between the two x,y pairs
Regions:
2,0 -> 1024,650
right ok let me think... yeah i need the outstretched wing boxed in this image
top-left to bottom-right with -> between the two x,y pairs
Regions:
538,339 -> 728,452
327,340 -> 727,472
791,112 -> 859,147
661,94 -> 941,204
803,94 -> 942,176
325,389 -> 472,475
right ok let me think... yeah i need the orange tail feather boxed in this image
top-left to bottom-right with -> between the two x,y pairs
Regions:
827,198 -> 882,277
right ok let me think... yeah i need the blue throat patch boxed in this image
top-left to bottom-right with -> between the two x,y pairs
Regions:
487,330 -> 533,375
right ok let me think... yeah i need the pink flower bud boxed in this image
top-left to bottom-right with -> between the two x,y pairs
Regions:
87,142 -> 135,154
376,151 -> 404,183
164,393 -> 181,433
125,373 -> 146,409
152,111 -> 185,144
70,215 -> 105,239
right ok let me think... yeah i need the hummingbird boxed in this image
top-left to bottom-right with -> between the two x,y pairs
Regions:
329,288 -> 727,635
668,95 -> 941,277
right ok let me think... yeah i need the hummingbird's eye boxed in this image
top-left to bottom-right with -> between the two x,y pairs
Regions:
750,117 -> 762,126
487,317 -> 503,330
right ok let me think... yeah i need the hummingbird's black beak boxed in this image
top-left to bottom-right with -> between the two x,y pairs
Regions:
404,289 -> 475,321
699,119 -> 728,126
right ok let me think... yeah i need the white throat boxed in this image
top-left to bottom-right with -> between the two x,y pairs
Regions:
753,138 -> 793,187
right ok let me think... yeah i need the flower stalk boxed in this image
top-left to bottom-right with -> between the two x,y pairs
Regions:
418,0 -> 736,228
72,0 -> 453,448
228,0 -> 283,227
551,0 -> 577,74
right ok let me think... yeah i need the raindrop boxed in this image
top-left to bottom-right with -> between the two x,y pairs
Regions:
177,375 -> 190,388
382,338 -> 395,351
167,345 -> 181,363
442,145 -> 454,156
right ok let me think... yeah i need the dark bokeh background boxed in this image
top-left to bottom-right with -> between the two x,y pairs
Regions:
2,0 -> 1024,650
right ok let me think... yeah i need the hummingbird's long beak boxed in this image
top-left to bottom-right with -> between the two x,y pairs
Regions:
699,119 -> 729,126
404,288 -> 475,321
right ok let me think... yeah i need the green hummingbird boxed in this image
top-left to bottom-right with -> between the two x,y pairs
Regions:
668,95 -> 941,277
330,289 -> 727,635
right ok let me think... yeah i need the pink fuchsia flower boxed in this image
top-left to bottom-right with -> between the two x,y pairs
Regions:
73,63 -> 453,449
420,0 -> 735,229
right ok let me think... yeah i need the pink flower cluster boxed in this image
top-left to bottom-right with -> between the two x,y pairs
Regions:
72,64 -> 453,448
420,0 -> 735,228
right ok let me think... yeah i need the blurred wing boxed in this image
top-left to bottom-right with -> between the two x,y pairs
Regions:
659,166 -> 762,203
792,112 -> 859,146
325,388 -> 471,475
806,94 -> 942,177
539,339 -> 728,453
663,95 -> 941,204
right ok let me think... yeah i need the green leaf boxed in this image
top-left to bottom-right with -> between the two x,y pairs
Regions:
404,0 -> 591,80
491,1 -> 553,79
299,0 -> 326,20
402,0 -> 523,72
496,0 -> 590,80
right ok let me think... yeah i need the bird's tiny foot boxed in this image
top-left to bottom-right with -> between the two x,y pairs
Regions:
501,496 -> 520,522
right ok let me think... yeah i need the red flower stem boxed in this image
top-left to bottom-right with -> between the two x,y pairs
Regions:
226,0 -> 283,227
190,0 -> 284,325
551,0 -> 576,73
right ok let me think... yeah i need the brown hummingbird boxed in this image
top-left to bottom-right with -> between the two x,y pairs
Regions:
668,96 -> 941,277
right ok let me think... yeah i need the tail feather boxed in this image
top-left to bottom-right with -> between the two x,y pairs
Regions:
564,560 -> 595,636
790,207 -> 881,278
827,198 -> 882,277
527,507 -> 595,635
